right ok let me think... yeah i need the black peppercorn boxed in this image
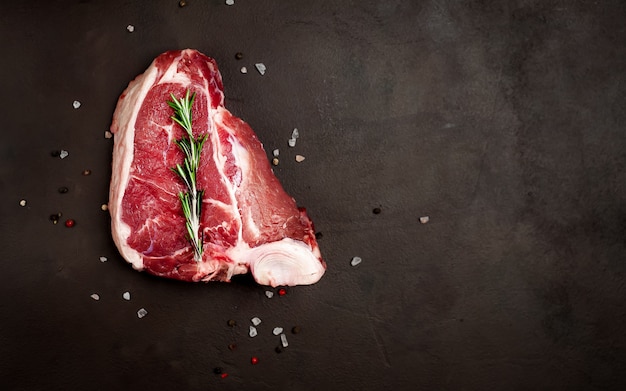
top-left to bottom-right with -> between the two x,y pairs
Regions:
227,319 -> 236,327
235,52 -> 243,60
291,326 -> 301,334
213,367 -> 223,375
179,0 -> 187,7
50,213 -> 62,224
372,207 -> 381,214
58,186 -> 69,194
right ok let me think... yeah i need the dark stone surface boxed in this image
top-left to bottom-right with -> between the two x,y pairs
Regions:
1,1 -> 625,390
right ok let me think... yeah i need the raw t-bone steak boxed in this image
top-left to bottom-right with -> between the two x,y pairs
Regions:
109,49 -> 326,287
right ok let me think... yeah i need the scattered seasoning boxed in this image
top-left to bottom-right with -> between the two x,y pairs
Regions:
225,0 -> 234,5
178,0 -> 187,7
291,326 -> 301,334
50,213 -> 61,224
59,150 -> 69,159
58,186 -> 69,194
350,256 -> 362,267
51,150 -> 61,157
272,157 -> 279,166
72,100 -> 81,109
90,294 -> 100,301
137,308 -> 148,318
315,232 -> 323,239
291,128 -> 300,139
250,356 -> 259,365
213,367 -> 223,375
278,288 -> 287,296
235,52 -> 243,60
373,207 -> 382,214
275,346 -> 283,354
228,343 -> 237,351
64,219 -> 75,228
126,24 -> 135,33
272,327 -> 283,336
272,148 -> 279,157
295,155 -> 305,163
240,66 -> 248,74
255,63 -> 266,75
122,292 -> 131,300
420,216 -> 430,224
249,326 -> 258,337
227,319 -> 237,327
288,138 -> 296,147
99,256 -> 108,262
251,317 -> 262,326
220,373 -> 229,379
265,291 -> 274,299
104,130 -> 113,139
280,334 -> 289,348
101,204 -> 108,211
19,199 -> 27,207
82,169 -> 91,176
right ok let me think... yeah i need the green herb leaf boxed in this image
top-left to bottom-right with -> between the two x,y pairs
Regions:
169,90 -> 204,261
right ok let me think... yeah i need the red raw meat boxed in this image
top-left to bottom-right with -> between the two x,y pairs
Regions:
109,49 -> 326,287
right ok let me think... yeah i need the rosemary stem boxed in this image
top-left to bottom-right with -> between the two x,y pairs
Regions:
168,90 -> 204,262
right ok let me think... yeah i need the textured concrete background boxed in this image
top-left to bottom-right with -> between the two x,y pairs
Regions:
1,1 -> 625,390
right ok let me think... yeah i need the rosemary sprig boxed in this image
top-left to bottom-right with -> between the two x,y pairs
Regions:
168,90 -> 206,261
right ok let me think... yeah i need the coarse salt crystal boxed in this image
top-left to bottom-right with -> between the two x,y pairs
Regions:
19,199 -> 26,207
72,100 -> 81,109
59,150 -> 69,159
273,327 -> 283,336
127,24 -> 135,33
90,294 -> 100,301
295,155 -> 305,163
288,138 -> 296,147
265,291 -> 274,299
280,333 -> 289,348
350,256 -> 362,267
255,63 -> 266,75
251,317 -> 262,326
226,0 -> 234,5
99,256 -> 108,262
249,325 -> 258,337
137,308 -> 148,318
123,292 -> 131,300
292,128 -> 299,139
104,131 -> 113,139
420,216 -> 430,224
240,66 -> 248,74
272,149 -> 279,157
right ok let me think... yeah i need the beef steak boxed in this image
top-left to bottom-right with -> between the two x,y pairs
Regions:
109,49 -> 326,287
